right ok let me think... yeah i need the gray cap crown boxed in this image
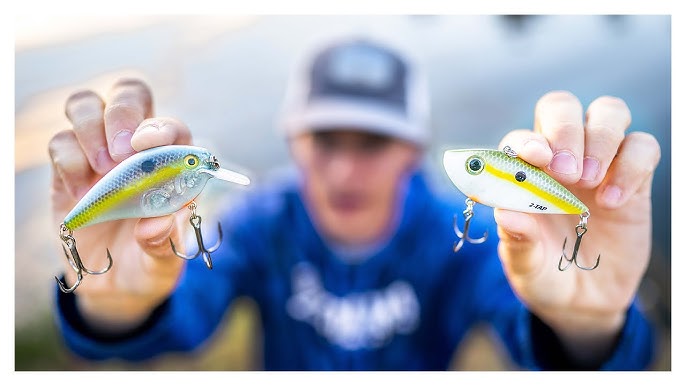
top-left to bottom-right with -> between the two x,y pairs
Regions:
278,37 -> 430,147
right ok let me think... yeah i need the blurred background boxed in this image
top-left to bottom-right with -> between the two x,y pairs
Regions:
14,15 -> 670,370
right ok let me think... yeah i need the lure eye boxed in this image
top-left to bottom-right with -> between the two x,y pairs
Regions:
184,155 -> 199,169
515,171 -> 526,182
466,156 -> 484,175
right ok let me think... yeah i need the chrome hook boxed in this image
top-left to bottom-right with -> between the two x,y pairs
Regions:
558,212 -> 600,271
55,224 -> 113,293
453,198 -> 488,252
170,201 -> 222,269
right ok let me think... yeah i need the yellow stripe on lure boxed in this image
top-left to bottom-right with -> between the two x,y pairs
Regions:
56,145 -> 250,293
442,146 -> 600,271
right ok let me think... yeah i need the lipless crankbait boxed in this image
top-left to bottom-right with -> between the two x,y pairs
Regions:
56,145 -> 251,293
443,146 -> 599,271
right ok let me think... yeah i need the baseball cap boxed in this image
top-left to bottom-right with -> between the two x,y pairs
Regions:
278,37 -> 431,147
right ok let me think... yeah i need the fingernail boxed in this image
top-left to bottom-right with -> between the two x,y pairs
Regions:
136,122 -> 160,135
602,185 -> 622,207
95,146 -> 114,173
549,150 -> 578,174
580,157 -> 600,181
112,130 -> 134,156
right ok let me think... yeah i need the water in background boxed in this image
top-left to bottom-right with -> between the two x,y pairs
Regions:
14,15 -> 671,370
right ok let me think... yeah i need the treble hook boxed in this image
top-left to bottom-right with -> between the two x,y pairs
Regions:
170,201 -> 222,269
558,212 -> 600,271
55,224 -> 113,293
453,198 -> 488,252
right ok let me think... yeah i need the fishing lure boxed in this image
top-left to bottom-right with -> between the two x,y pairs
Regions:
56,145 -> 251,293
442,145 -> 599,271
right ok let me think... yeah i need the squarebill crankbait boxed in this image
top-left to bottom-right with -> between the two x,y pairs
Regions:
56,145 -> 251,293
442,146 -> 599,271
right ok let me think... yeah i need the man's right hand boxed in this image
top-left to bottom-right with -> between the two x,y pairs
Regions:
49,79 -> 193,333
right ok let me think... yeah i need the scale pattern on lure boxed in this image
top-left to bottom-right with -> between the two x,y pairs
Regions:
56,145 -> 251,293
442,146 -> 599,271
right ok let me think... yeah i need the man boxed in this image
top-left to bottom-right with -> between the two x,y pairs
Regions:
50,37 -> 661,369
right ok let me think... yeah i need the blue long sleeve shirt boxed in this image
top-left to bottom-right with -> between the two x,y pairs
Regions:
54,170 -> 656,370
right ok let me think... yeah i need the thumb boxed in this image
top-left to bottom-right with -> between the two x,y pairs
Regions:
493,208 -> 545,278
134,214 -> 186,276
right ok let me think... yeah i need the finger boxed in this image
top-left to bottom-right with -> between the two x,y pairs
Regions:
104,79 -> 154,162
596,132 -> 661,209
493,208 -> 545,278
48,130 -> 97,201
579,96 -> 631,188
130,117 -> 193,152
534,91 -> 584,184
498,129 -> 553,168
134,215 -> 185,275
50,163 -> 73,218
65,90 -> 116,175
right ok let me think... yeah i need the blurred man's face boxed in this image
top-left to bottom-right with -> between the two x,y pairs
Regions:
290,130 -> 420,246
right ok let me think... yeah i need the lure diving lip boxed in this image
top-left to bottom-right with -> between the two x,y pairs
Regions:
201,167 -> 251,186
